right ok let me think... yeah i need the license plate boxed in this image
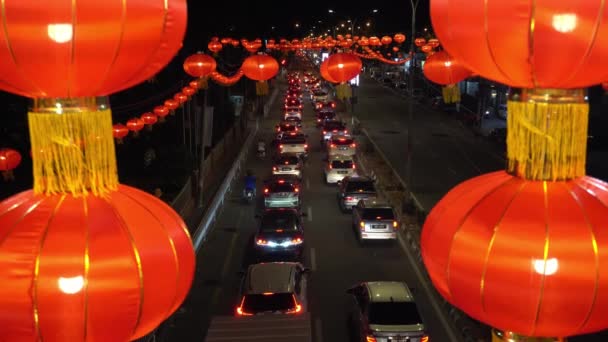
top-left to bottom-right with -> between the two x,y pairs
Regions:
281,167 -> 291,171
371,224 -> 386,229
337,171 -> 348,174
291,145 -> 297,147
339,147 -> 347,150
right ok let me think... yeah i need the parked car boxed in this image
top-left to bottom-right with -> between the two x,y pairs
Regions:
346,281 -> 428,342
352,199 -> 398,241
324,155 -> 357,184
254,208 -> 305,258
337,176 -> 378,212
236,262 -> 309,316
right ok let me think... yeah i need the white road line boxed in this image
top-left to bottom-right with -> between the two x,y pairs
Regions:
307,205 -> 313,222
310,247 -> 317,271
314,317 -> 323,342
306,178 -> 311,190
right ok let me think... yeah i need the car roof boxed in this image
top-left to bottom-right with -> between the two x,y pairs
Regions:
359,199 -> 392,208
246,262 -> 302,294
329,154 -> 354,161
365,281 -> 413,302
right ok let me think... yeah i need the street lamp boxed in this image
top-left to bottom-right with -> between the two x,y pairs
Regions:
405,0 -> 421,205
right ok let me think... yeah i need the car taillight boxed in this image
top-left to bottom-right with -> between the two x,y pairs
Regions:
329,164 -> 333,169
272,166 -> 277,171
317,118 -> 321,122
350,143 -> 356,148
332,130 -> 337,132
331,102 -> 336,108
294,188 -> 299,193
420,335 -> 429,342
287,294 -> 303,314
236,297 -> 253,316
256,239 -> 268,245
322,131 -> 327,134
359,221 -> 365,230
344,130 -> 348,134
279,144 -> 284,149
264,188 -> 269,195
345,196 -> 354,201
304,144 -> 308,149
365,336 -> 377,342
330,144 -> 336,148
393,221 -> 399,230
352,164 -> 356,169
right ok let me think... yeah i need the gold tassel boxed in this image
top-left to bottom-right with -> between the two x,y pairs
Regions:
507,88 -> 588,181
28,97 -> 118,197
336,83 -> 352,100
199,76 -> 209,90
492,329 -> 565,342
256,81 -> 269,96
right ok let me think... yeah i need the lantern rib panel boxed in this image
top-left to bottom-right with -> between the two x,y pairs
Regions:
531,182 -> 550,335
446,175 -> 516,298
0,194 -> 37,221
479,181 -> 527,314
109,201 -> 145,336
32,195 -> 66,340
82,198 -> 90,340
528,0 -> 538,88
93,0 -> 128,96
565,182 -> 600,332
561,0 -> 606,87
68,0 -> 76,97
482,0 -> 516,86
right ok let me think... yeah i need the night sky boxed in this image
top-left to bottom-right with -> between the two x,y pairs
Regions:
185,0 -> 431,51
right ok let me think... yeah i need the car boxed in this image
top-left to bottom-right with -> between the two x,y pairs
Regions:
316,109 -> 337,127
283,115 -> 303,128
346,281 -> 428,342
275,121 -> 299,138
327,135 -> 356,157
311,90 -> 329,102
254,208 -> 305,258
352,199 -> 398,241
321,120 -> 348,142
264,177 -> 301,208
324,155 -> 357,184
236,262 -> 309,316
315,101 -> 336,111
278,132 -> 308,158
285,98 -> 303,111
273,153 -> 303,179
337,176 -> 378,212
284,109 -> 303,121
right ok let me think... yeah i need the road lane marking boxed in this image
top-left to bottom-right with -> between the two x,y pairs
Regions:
306,178 -> 311,190
314,317 -> 323,342
310,247 -> 317,271
307,205 -> 313,222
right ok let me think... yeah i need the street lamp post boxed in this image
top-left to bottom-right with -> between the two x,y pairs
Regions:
405,0 -> 420,206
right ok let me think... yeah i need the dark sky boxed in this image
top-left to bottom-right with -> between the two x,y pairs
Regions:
185,0 -> 430,50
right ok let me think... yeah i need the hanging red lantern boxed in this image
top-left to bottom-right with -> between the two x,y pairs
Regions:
394,33 -> 406,44
141,112 -> 158,125
126,118 -> 144,132
153,105 -> 170,118
431,0 -> 608,88
164,99 -> 179,111
421,44 -> 434,54
0,148 -> 21,181
325,53 -> 362,83
220,37 -> 231,44
368,36 -> 380,46
112,123 -> 129,140
241,55 -> 279,81
230,40 -> 240,47
320,59 -> 339,83
414,38 -> 426,47
208,41 -> 222,53
182,86 -> 196,96
423,51 -> 472,85
183,53 -> 217,78
189,80 -> 201,89
393,47 -> 400,52
211,36 -> 219,42
244,43 -> 259,54
0,186 -> 195,341
427,38 -> 440,48
380,36 -> 393,45
174,92 -> 188,104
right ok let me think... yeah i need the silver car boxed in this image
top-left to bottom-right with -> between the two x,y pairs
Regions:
278,133 -> 308,158
264,178 -> 301,208
325,155 -> 357,184
327,135 -> 356,157
352,199 -> 398,241
284,109 -> 302,121
337,176 -> 378,212
347,281 -> 428,342
273,154 -> 303,179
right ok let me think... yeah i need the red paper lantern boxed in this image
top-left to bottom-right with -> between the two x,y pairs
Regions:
153,105 -> 170,118
423,51 -> 472,85
208,41 -> 222,53
189,80 -> 200,89
183,53 -> 217,78
414,38 -> 426,47
381,36 -> 393,45
126,118 -> 144,132
431,0 -> 608,88
394,33 -> 406,44
320,59 -> 339,83
427,38 -> 440,48
174,92 -> 188,104
241,55 -> 279,81
112,124 -> 129,139
0,186 -> 195,341
0,148 -> 21,171
422,171 -> 608,337
325,53 -> 362,83
393,47 -> 400,52
0,0 -> 186,98
141,112 -> 158,125
220,37 -> 231,44
368,36 -> 380,46
182,86 -> 196,96
164,99 -> 179,111
421,45 -> 434,54
230,40 -> 240,47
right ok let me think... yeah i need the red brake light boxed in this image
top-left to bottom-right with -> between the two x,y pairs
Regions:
351,143 -> 356,147
329,164 -> 333,169
304,144 -> 308,149
279,144 -> 284,149
295,188 -> 299,192
345,196 -> 354,201
278,180 -> 285,183
344,130 -> 348,134
236,297 -> 253,316
352,163 -> 356,169
273,166 -> 277,171
264,188 -> 269,194
366,336 -> 377,342
333,130 -> 337,132
323,131 -> 327,134
331,102 -> 336,108
330,144 -> 336,148
421,336 -> 429,342
393,221 -> 399,230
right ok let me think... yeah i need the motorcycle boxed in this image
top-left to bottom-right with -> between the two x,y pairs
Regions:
243,188 -> 255,204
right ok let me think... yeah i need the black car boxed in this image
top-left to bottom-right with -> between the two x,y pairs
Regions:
254,208 -> 305,259
316,109 -> 337,127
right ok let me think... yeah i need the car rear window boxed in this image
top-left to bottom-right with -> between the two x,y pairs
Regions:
269,183 -> 296,193
331,138 -> 354,145
361,208 -> 395,220
242,293 -> 296,313
277,156 -> 299,165
314,91 -> 327,96
281,137 -> 306,144
260,212 -> 298,231
368,302 -> 422,325
345,181 -> 375,193
323,122 -> 345,130
331,160 -> 354,169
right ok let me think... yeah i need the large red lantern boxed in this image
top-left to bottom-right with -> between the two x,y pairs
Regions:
422,171 -> 608,337
0,186 -> 195,341
0,148 -> 21,181
183,53 -> 216,78
126,118 -> 145,132
241,55 -> 279,81
423,51 -> 471,85
414,38 -> 426,47
325,53 -> 362,83
431,0 -> 608,88
394,33 -> 406,44
380,36 -> 393,45
0,0 -> 186,98
320,59 -> 339,83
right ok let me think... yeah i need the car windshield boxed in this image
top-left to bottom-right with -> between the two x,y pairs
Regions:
345,181 -> 375,193
277,156 -> 299,165
332,138 -> 354,145
368,302 -> 423,326
319,111 -> 335,117
269,183 -> 296,193
281,137 -> 306,144
331,160 -> 353,169
260,211 -> 298,231
323,122 -> 345,130
361,208 -> 395,220
314,91 -> 327,96
242,293 -> 296,313
280,124 -> 296,131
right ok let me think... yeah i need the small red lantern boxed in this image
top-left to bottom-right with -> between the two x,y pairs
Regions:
393,47 -> 400,52
189,80 -> 200,89
368,36 -> 380,46
421,44 -> 434,54
230,40 -> 240,47
423,51 -> 472,85
241,55 -> 279,81
126,118 -> 144,132
182,86 -> 196,96
208,41 -> 222,53
141,112 -> 158,126
164,99 -> 179,111
112,124 -> 129,144
153,105 -> 170,119
427,38 -> 440,48
325,53 -> 362,83
380,36 -> 393,45
183,53 -> 216,78
220,37 -> 231,44
174,92 -> 188,104
414,38 -> 426,47
0,148 -> 21,181
394,33 -> 406,44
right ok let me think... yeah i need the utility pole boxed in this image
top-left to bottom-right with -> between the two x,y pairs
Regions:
405,0 -> 420,202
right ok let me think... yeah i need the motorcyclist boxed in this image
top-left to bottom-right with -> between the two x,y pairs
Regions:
244,170 -> 256,198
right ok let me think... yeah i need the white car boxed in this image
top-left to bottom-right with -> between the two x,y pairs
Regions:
327,135 -> 356,157
325,155 -> 357,184
284,109 -> 302,121
311,90 -> 329,102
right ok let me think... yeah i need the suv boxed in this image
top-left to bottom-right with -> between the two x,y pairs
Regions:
236,262 -> 310,316
324,155 -> 357,184
278,133 -> 308,158
264,177 -> 301,208
254,209 -> 305,258
327,135 -> 356,157
316,109 -> 337,127
352,199 -> 398,241
272,153 -> 303,179
347,281 -> 428,342
337,176 -> 377,212
321,120 -> 348,142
